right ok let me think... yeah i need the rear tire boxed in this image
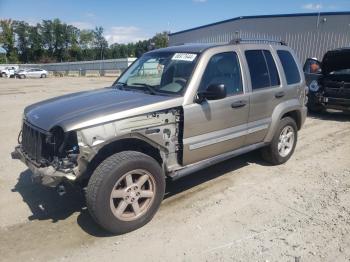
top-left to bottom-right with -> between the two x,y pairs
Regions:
1,72 -> 6,78
86,151 -> 165,234
261,117 -> 297,165
20,74 -> 26,79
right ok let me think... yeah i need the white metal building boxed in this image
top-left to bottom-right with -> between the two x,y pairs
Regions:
169,12 -> 350,63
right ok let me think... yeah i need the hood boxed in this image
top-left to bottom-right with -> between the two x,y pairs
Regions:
24,87 -> 182,131
322,48 -> 350,75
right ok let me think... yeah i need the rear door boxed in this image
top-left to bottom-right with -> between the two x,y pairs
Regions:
243,48 -> 283,145
182,49 -> 249,165
26,69 -> 36,77
34,69 -> 42,78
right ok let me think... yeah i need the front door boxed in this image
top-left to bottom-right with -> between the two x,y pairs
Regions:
182,51 -> 249,165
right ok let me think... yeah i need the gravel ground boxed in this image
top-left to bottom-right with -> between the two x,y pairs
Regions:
0,77 -> 349,262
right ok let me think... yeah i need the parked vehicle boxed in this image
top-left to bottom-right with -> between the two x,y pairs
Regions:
1,66 -> 17,78
304,48 -> 350,112
16,68 -> 48,79
12,40 -> 307,234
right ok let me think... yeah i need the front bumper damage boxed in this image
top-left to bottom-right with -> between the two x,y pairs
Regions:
11,146 -> 77,187
322,97 -> 350,110
309,92 -> 350,111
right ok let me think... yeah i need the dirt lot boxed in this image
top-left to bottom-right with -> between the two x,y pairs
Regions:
0,77 -> 349,262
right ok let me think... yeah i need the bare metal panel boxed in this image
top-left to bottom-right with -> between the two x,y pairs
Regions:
169,13 -> 350,63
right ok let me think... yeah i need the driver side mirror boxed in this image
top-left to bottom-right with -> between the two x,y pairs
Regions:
304,58 -> 322,74
196,83 -> 227,103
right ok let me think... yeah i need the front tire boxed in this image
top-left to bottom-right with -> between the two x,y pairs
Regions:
1,72 -> 6,78
261,117 -> 297,165
86,151 -> 165,234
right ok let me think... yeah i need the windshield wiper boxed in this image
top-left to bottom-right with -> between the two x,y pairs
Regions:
131,83 -> 158,95
114,81 -> 127,90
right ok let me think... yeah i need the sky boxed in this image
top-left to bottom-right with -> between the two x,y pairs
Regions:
0,0 -> 349,44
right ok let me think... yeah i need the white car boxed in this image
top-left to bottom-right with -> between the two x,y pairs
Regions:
1,66 -> 17,78
16,68 -> 48,79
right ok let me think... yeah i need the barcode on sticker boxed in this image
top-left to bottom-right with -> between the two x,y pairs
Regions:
172,53 -> 197,62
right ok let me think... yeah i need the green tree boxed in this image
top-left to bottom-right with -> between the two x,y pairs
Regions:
14,21 -> 30,63
41,20 -> 54,57
64,25 -> 80,61
1,17 -> 170,63
28,23 -> 43,62
52,18 -> 65,61
151,31 -> 169,49
0,19 -> 18,63
94,26 -> 108,60
79,29 -> 95,61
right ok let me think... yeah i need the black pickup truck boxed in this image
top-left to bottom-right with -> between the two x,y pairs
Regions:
304,48 -> 350,113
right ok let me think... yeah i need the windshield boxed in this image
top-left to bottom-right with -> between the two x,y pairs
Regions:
114,51 -> 199,96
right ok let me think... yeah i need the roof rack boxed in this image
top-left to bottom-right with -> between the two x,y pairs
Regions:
229,38 -> 287,46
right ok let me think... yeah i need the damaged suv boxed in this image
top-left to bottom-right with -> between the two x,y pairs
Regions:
304,48 -> 350,112
12,40 -> 307,234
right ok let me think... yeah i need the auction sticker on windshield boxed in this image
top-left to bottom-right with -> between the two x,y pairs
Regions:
172,53 -> 197,62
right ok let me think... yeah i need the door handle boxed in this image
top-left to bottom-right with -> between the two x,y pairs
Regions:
275,91 -> 285,98
231,100 -> 247,108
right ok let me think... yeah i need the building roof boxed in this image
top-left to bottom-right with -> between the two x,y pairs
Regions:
169,11 -> 350,36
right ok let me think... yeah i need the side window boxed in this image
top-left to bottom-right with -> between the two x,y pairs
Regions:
263,50 -> 280,86
245,50 -> 280,90
200,52 -> 243,95
277,50 -> 301,85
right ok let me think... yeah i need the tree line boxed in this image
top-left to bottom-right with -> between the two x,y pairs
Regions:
0,19 -> 169,64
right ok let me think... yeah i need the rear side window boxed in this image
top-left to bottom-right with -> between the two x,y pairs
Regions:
277,50 -> 301,85
263,50 -> 280,86
245,50 -> 280,90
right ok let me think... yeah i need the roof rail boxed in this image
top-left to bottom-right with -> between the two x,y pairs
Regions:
229,38 -> 287,46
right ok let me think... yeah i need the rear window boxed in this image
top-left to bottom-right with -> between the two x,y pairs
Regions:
277,50 -> 301,85
245,50 -> 280,90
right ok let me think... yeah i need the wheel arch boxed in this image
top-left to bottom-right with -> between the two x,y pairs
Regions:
264,99 -> 304,143
81,135 -> 166,184
280,110 -> 302,130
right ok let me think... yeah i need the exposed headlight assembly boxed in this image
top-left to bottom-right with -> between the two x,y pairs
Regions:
309,80 -> 320,92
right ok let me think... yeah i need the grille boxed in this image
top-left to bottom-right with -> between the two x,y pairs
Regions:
21,121 -> 48,163
324,79 -> 350,99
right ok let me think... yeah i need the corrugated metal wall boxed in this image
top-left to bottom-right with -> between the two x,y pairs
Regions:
169,13 -> 350,63
1,58 -> 137,72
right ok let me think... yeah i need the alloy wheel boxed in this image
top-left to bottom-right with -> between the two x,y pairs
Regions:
110,169 -> 156,221
278,125 -> 295,157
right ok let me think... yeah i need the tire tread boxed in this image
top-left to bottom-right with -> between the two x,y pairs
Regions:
86,151 -> 164,233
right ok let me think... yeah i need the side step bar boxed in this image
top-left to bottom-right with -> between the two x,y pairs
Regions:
169,142 -> 267,181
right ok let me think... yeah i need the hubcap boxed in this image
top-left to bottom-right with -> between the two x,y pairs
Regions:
110,169 -> 156,221
278,125 -> 295,157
